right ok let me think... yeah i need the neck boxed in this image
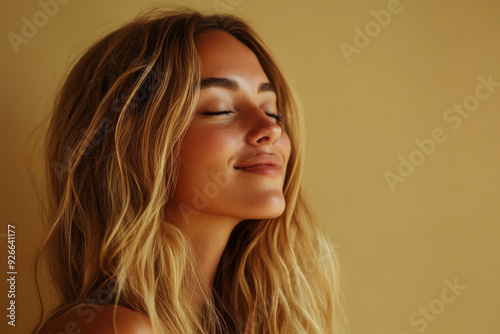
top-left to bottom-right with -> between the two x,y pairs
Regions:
189,222 -> 233,288
168,208 -> 240,289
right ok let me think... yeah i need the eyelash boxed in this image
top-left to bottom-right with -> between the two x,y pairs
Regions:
202,111 -> 284,123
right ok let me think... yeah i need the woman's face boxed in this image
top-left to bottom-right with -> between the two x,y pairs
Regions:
171,29 -> 291,226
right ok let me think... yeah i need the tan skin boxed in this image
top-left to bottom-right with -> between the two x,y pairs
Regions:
170,29 -> 291,290
41,29 -> 290,333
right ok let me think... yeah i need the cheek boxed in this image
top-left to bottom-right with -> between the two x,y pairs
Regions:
280,131 -> 292,165
180,126 -> 237,176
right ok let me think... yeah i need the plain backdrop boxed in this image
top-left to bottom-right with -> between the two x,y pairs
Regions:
1,0 -> 499,333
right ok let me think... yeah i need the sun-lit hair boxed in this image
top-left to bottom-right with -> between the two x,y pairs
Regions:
30,6 -> 348,334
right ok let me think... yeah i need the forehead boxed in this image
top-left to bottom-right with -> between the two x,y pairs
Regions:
194,30 -> 269,81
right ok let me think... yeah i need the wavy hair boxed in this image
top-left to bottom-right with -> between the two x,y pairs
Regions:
30,6 -> 348,334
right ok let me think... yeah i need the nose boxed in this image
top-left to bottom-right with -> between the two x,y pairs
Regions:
245,106 -> 283,146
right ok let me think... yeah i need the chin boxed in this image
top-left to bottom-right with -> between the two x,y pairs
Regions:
243,198 -> 286,220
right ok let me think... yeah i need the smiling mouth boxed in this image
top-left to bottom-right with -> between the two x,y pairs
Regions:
233,153 -> 282,169
234,164 -> 282,176
234,163 -> 278,169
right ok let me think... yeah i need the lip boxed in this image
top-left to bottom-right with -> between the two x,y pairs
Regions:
234,153 -> 282,169
234,153 -> 282,176
234,164 -> 282,176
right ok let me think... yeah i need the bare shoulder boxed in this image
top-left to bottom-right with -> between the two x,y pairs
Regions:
39,303 -> 153,334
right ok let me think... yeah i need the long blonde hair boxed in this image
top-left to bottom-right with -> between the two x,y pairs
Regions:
31,7 -> 348,334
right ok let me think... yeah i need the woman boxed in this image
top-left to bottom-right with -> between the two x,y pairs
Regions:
31,7 -> 348,334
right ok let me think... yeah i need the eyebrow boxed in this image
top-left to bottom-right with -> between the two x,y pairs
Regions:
199,77 -> 276,94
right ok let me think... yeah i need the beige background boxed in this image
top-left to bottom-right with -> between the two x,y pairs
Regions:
1,0 -> 499,333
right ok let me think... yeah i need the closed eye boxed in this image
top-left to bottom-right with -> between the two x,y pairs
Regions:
267,113 -> 284,123
201,111 -> 232,116
201,111 -> 284,123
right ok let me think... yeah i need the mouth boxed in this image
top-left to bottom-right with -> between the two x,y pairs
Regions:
234,163 -> 279,170
233,153 -> 282,169
233,164 -> 282,176
233,153 -> 282,177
